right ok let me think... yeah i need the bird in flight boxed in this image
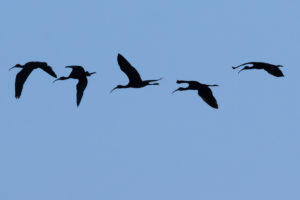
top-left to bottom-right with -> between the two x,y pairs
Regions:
53,66 -> 96,106
111,53 -> 161,92
9,61 -> 57,99
232,62 -> 284,77
172,80 -> 219,109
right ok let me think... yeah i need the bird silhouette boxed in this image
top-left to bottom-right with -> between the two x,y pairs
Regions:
232,62 -> 284,77
53,66 -> 96,106
111,54 -> 161,92
172,80 -> 219,109
9,61 -> 57,99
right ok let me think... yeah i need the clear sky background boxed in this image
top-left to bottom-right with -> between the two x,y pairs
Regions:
1,0 -> 300,199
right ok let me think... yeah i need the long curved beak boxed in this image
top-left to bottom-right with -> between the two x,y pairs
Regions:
110,87 -> 118,93
9,66 -> 16,71
53,78 -> 59,83
172,88 -> 179,94
238,68 -> 246,74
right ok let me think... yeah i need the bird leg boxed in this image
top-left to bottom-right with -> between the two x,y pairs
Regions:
147,78 -> 162,82
145,78 -> 162,85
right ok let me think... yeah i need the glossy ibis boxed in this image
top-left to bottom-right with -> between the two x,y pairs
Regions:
53,66 -> 95,106
172,80 -> 219,109
232,62 -> 284,77
111,54 -> 161,92
9,61 -> 57,99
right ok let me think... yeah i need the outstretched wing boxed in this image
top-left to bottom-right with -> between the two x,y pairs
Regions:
76,77 -> 88,106
264,67 -> 284,77
39,65 -> 57,78
198,87 -> 218,109
15,68 -> 34,99
117,54 -> 142,83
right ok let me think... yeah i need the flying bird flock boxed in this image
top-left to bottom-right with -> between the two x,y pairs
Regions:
10,54 -> 285,108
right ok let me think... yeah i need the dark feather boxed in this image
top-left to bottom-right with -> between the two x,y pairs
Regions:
15,68 -> 34,98
117,54 -> 142,83
76,77 -> 88,106
198,88 -> 218,109
264,67 -> 284,77
40,66 -> 57,78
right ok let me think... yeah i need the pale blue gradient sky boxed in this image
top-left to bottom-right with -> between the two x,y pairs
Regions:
1,0 -> 300,199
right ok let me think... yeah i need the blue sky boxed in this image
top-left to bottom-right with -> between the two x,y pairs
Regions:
1,0 -> 300,199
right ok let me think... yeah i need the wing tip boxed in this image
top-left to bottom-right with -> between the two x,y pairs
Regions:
76,98 -> 81,107
117,53 -> 123,60
272,71 -> 284,77
118,53 -> 128,62
277,71 -> 284,77
212,104 -> 218,109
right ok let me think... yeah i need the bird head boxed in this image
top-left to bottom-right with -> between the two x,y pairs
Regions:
9,64 -> 22,71
53,76 -> 68,83
86,71 -> 96,76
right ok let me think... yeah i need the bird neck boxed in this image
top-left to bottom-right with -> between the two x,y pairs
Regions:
119,85 -> 130,89
59,76 -> 69,80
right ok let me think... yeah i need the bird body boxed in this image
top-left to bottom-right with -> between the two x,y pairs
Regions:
54,66 -> 95,106
232,62 -> 284,77
111,54 -> 161,92
173,80 -> 219,109
10,61 -> 57,99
